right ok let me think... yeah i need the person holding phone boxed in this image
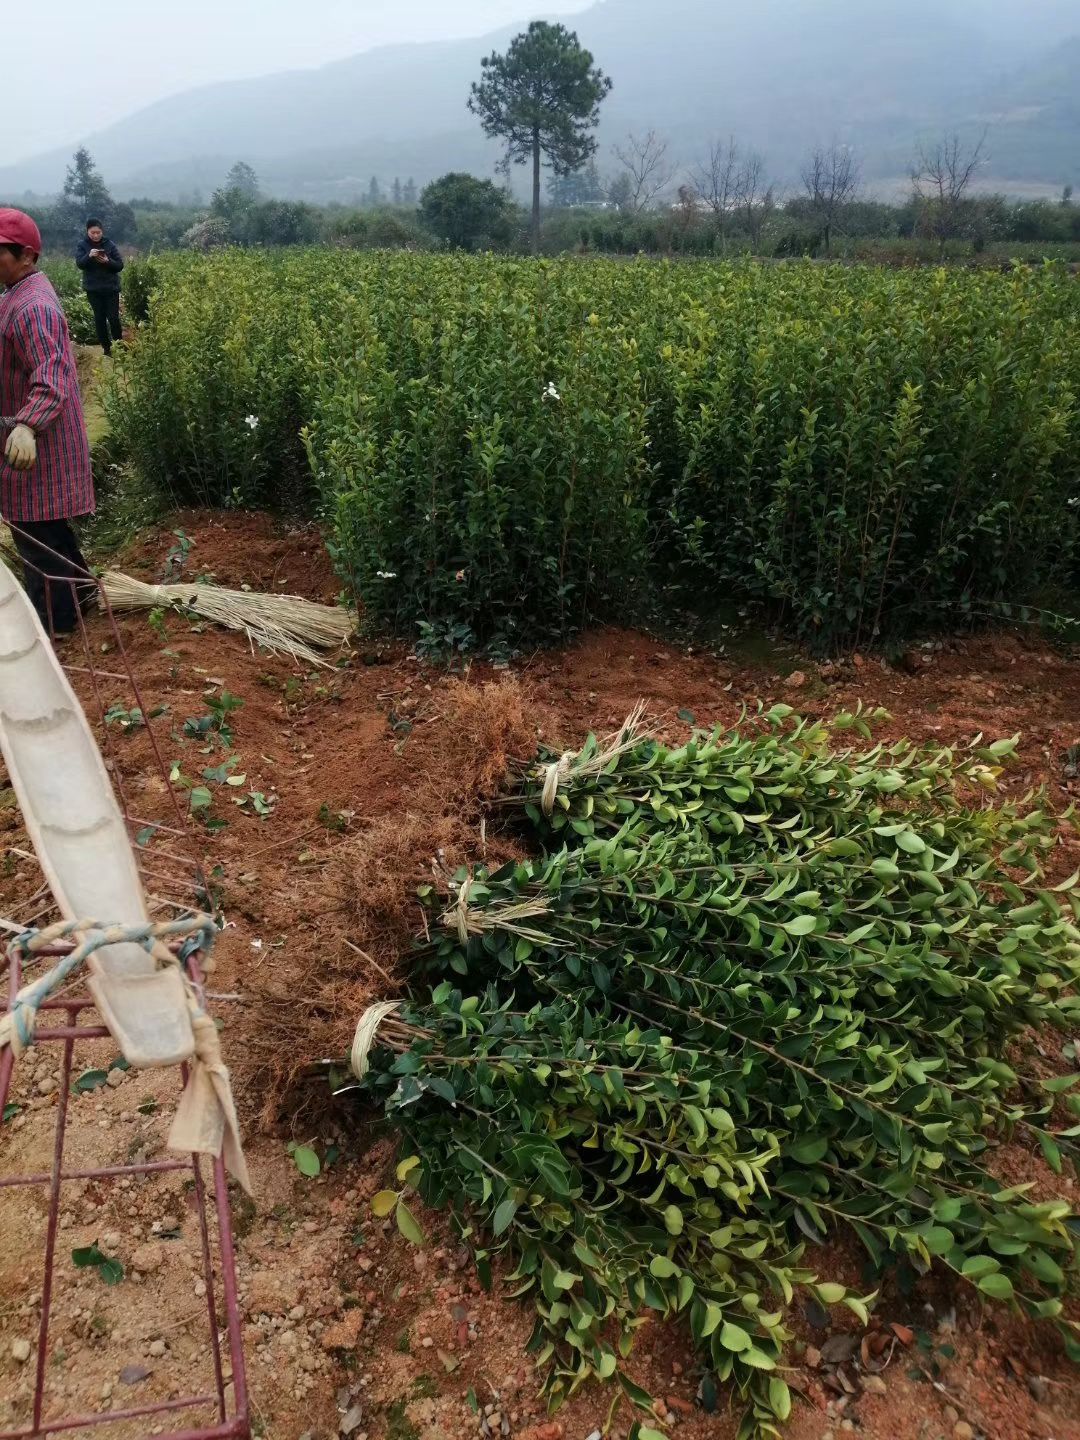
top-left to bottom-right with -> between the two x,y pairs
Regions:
1,208 -> 96,634
75,218 -> 124,356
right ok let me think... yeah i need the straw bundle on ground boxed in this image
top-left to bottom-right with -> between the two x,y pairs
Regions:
102,571 -> 354,667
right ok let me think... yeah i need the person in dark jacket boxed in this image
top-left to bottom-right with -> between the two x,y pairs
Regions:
75,219 -> 124,356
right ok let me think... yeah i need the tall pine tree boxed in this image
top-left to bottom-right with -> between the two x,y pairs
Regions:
469,22 -> 611,254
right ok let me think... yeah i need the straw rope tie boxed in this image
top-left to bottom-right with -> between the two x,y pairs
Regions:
540,752 -> 576,817
350,1000 -> 403,1081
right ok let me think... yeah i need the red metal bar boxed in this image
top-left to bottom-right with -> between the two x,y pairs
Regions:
0,1159 -> 189,1190
214,1151 -> 250,1430
4,1394 -> 219,1437
32,1011 -> 74,1431
191,1150 -> 229,1422
1,540 -> 250,1440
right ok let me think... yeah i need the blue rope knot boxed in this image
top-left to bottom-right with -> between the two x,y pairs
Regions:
12,994 -> 38,1049
4,914 -> 217,1057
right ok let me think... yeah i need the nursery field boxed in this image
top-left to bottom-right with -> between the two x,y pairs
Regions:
1,254 -> 1080,1440
100,250 -> 1080,653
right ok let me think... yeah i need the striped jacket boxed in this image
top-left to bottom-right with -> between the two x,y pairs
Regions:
0,270 -> 94,522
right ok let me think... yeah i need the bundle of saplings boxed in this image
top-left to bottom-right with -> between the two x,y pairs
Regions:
348,706 -> 1080,1438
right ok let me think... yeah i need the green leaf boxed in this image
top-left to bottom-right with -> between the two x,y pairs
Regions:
72,1244 -> 106,1268
395,1200 -> 425,1247
293,1145 -> 320,1178
815,1283 -> 846,1304
921,1122 -> 951,1146
396,1155 -> 421,1183
1038,1131 -> 1063,1174
720,1320 -> 751,1352
960,1256 -> 1000,1279
788,1135 -> 828,1165
371,1189 -> 398,1217
919,1226 -> 955,1256
769,1376 -> 792,1422
977,1272 -> 1015,1301
649,1256 -> 679,1279
189,785 -> 213,812
74,1069 -> 109,1094
742,1346 -> 777,1370
782,913 -> 818,936
492,1196 -> 518,1236
896,831 -> 926,854
663,1205 -> 684,1236
99,1258 -> 125,1285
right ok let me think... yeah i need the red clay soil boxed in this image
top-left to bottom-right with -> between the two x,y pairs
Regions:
1,510 -> 1078,1440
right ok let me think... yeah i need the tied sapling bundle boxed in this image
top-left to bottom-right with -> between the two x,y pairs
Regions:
349,706 -> 1080,1437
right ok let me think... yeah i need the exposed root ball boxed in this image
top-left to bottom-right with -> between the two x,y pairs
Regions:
242,677 -> 532,1124
415,677 -> 535,811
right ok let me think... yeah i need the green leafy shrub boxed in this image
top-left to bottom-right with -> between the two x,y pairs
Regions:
354,707 -> 1080,1435
103,251 -> 313,510
122,256 -> 163,324
106,250 -> 1080,650
304,254 -> 651,649
41,258 -> 97,345
657,261 -> 1080,647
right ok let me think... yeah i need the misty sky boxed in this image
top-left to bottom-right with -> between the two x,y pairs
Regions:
14,1 -> 593,164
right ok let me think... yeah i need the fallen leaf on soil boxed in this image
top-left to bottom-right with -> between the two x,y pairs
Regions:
888,1322 -> 915,1346
820,1334 -> 860,1365
119,1365 -> 151,1385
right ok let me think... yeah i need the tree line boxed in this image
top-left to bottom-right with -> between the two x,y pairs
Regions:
15,22 -> 1079,262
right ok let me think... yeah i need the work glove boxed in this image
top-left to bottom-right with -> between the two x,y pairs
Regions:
4,424 -> 36,471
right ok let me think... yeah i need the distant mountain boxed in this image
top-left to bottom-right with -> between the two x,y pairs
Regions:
1,0 -> 1076,203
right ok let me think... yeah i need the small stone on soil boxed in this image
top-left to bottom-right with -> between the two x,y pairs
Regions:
339,1403 -> 364,1435
11,1339 -> 31,1363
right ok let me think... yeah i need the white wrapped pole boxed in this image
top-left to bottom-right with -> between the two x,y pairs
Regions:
0,558 -> 249,1190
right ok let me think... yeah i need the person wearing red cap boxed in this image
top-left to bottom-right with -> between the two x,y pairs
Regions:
0,207 -> 95,634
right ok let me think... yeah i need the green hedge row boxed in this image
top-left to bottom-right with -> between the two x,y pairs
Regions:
103,250 -> 1080,650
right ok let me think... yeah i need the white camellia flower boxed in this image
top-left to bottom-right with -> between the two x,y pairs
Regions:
245,415 -> 260,430
542,382 -> 561,403
376,571 -> 397,580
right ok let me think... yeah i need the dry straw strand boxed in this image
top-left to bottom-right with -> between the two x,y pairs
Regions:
538,701 -> 647,815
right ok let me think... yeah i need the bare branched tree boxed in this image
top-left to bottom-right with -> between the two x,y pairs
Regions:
910,129 -> 989,256
613,131 -> 677,214
734,150 -> 774,251
692,136 -> 740,249
800,144 -> 861,255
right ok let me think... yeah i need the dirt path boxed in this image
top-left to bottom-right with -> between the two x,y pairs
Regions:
2,512 -> 1079,1440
